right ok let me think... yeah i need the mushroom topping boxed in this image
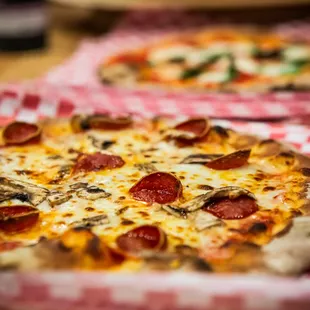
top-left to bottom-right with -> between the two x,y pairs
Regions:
73,214 -> 109,228
88,136 -> 115,150
69,182 -> 88,190
134,163 -> 157,174
193,210 -> 222,231
180,154 -> 223,164
0,177 -> 49,206
47,191 -> 72,207
76,186 -> 111,200
49,165 -> 72,185
163,186 -> 257,220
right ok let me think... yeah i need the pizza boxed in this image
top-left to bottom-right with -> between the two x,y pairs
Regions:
99,27 -> 310,92
0,115 -> 310,275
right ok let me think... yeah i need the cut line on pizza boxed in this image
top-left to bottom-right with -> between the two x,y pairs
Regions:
0,115 -> 310,275
99,27 -> 310,93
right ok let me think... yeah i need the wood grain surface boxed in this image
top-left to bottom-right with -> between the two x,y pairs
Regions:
0,3 -> 309,83
0,4 -> 121,83
52,0 -> 310,10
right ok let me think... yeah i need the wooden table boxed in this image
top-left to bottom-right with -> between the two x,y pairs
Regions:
0,4 -> 121,83
0,3 -> 309,83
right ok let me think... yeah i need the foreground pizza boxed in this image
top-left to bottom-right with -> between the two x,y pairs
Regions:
0,115 -> 310,275
99,27 -> 310,92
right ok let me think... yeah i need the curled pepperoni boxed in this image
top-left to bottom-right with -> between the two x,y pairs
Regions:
0,241 -> 21,252
129,172 -> 182,204
116,225 -> 167,255
3,122 -> 41,146
0,205 -> 39,233
71,114 -> 132,132
73,152 -> 125,174
173,118 -> 210,140
89,115 -> 132,130
206,150 -> 250,170
204,195 -> 258,220
112,52 -> 147,64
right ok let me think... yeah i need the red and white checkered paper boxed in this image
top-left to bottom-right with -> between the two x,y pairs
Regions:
44,11 -> 310,119
1,83 -> 310,310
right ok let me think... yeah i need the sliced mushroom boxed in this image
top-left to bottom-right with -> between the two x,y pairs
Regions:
47,191 -> 72,207
71,114 -> 90,133
180,154 -> 223,164
88,136 -> 115,150
134,163 -> 157,173
162,205 -> 188,218
69,182 -> 88,190
73,214 -> 109,228
76,186 -> 111,200
169,186 -> 255,213
0,177 -> 48,206
49,165 -> 72,184
263,216 -> 310,275
193,210 -> 222,231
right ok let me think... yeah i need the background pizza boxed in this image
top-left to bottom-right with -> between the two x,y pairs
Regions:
99,27 -> 310,92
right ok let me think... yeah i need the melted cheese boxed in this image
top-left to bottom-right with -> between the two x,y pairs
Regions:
0,118 -> 307,271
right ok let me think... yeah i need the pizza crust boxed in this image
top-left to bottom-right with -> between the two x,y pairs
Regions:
99,27 -> 310,93
0,115 -> 309,275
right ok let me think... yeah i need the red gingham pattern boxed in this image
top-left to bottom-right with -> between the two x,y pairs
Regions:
0,273 -> 310,310
1,83 -> 310,154
43,11 -> 310,119
1,84 -> 310,310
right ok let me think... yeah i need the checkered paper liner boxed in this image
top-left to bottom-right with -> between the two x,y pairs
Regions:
0,273 -> 310,310
2,82 -> 310,154
1,84 -> 310,310
44,11 -> 310,119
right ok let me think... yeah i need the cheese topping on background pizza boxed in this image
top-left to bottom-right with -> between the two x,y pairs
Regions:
99,28 -> 310,92
0,116 -> 309,275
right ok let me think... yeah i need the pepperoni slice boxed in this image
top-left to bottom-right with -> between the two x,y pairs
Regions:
173,118 -> 210,140
0,241 -> 21,252
0,205 -> 39,233
129,172 -> 182,204
116,225 -> 167,255
3,122 -> 41,146
73,152 -> 125,174
204,195 -> 258,220
234,72 -> 254,84
113,52 -> 146,64
206,150 -> 250,170
89,115 -> 133,131
71,115 -> 132,132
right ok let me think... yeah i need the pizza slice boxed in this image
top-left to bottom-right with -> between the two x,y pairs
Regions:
0,116 -> 309,275
99,27 -> 310,92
